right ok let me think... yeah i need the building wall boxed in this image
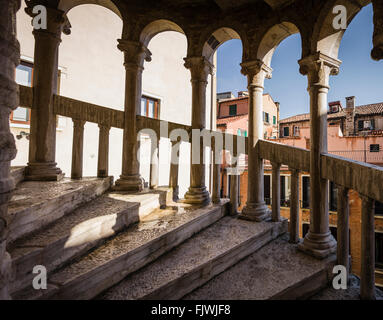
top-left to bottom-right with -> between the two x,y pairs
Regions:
12,3 -> 212,198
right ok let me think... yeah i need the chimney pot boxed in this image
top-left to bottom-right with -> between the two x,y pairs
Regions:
346,96 -> 356,109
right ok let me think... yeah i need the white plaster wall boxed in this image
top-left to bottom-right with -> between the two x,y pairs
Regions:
13,4 -> 213,199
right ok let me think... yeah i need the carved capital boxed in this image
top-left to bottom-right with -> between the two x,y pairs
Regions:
299,52 -> 341,89
184,57 -> 214,83
240,60 -> 272,88
117,40 -> 152,70
372,0 -> 383,60
25,2 -> 71,40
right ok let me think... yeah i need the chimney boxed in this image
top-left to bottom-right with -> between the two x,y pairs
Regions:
345,96 -> 356,136
238,91 -> 248,98
346,96 -> 355,109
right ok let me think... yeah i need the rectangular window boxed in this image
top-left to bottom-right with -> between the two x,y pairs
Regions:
302,176 -> 310,209
11,62 -> 33,124
265,112 -> 269,123
376,201 -> 383,216
358,120 -> 364,131
376,232 -> 383,269
370,144 -> 380,152
283,127 -> 290,137
293,126 -> 300,137
141,96 -> 160,119
229,104 -> 237,116
273,116 -> 276,125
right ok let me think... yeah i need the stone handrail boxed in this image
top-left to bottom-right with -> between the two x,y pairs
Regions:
258,139 -> 310,172
19,85 -> 245,150
321,153 -> 383,203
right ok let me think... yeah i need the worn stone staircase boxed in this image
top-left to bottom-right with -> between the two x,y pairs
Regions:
8,167 -> 337,300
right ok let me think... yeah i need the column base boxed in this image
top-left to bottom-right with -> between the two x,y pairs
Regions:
25,162 -> 64,181
239,202 -> 271,222
184,187 -> 210,205
114,174 -> 144,192
298,230 -> 336,259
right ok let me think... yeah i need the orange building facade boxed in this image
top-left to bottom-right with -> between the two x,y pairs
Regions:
218,95 -> 383,288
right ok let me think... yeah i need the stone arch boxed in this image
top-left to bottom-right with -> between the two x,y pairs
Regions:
312,0 -> 371,59
201,27 -> 243,62
58,0 -> 123,19
257,22 -> 301,67
139,19 -> 186,48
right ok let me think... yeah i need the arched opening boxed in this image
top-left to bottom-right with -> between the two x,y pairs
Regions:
58,0 -> 122,19
210,28 -> 246,204
139,22 -> 191,197
56,4 -> 124,179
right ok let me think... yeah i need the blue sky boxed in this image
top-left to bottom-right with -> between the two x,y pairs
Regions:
216,4 -> 383,119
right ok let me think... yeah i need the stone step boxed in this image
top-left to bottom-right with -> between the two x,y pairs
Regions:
11,166 -> 25,186
9,187 -> 174,295
100,217 -> 288,300
183,234 -> 337,300
13,201 -> 229,300
8,177 -> 113,243
9,193 -> 139,294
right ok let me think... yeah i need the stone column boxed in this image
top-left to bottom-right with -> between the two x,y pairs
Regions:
25,5 -> 69,181
0,0 -> 20,299
97,124 -> 110,178
371,0 -> 383,61
298,52 -> 341,259
150,139 -> 159,189
114,40 -> 151,192
360,195 -> 376,300
271,162 -> 281,222
229,168 -> 239,216
71,119 -> 85,179
337,186 -> 350,281
211,136 -> 221,204
240,60 -> 272,221
169,139 -> 180,201
289,167 -> 300,244
184,57 -> 213,205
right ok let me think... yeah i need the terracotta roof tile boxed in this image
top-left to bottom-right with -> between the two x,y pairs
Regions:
279,102 -> 383,124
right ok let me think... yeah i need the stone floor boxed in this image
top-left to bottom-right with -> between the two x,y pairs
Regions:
183,234 -> 336,300
311,275 -> 383,300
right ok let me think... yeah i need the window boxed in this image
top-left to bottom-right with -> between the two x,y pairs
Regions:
302,176 -> 310,209
329,181 -> 338,212
376,201 -> 383,216
293,126 -> 300,137
376,232 -> 383,269
273,116 -> 276,125
359,119 -> 375,131
280,176 -> 290,207
141,96 -> 160,119
283,127 -> 290,137
229,104 -> 237,116
264,112 -> 269,123
244,130 -> 247,137
370,144 -> 380,153
11,62 -> 33,124
237,129 -> 241,136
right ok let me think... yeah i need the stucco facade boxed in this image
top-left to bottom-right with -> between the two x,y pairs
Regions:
11,3 -> 214,198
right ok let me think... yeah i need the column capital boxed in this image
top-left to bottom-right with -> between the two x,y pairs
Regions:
72,119 -> 86,128
270,161 -> 281,169
117,39 -> 152,70
240,60 -> 272,87
25,3 -> 71,41
183,56 -> 214,83
288,166 -> 300,176
298,52 -> 341,88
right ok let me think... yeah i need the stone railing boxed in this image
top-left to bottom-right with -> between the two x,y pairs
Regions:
19,85 -> 245,206
259,139 -> 382,300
